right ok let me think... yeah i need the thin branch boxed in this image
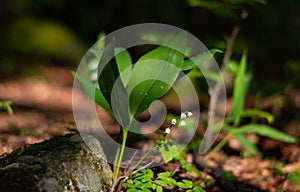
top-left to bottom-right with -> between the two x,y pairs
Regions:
222,25 -> 240,68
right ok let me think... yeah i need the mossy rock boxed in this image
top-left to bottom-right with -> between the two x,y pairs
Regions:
0,133 -> 113,192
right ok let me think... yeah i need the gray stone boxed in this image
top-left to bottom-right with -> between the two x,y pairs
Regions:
0,133 -> 113,192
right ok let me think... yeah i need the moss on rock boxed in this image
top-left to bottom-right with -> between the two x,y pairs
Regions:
0,133 -> 113,192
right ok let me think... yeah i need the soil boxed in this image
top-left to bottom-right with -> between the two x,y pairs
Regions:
0,65 -> 300,192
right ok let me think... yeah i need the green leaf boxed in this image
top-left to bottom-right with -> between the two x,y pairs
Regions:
226,60 -> 238,74
122,182 -> 136,188
230,52 -> 249,126
72,71 -> 112,113
193,185 -> 206,192
0,101 -> 14,115
187,69 -> 220,82
156,185 -> 163,192
155,177 -> 177,187
177,179 -> 193,189
224,170 -> 238,182
287,169 -> 300,185
182,49 -> 222,71
241,109 -> 275,124
234,124 -> 297,143
126,33 -> 188,119
115,48 -> 132,86
273,169 -> 285,176
139,169 -> 154,182
158,144 -> 181,163
141,188 -> 151,192
138,32 -> 186,69
127,188 -> 140,192
234,132 -> 259,154
157,171 -> 172,179
97,40 -> 120,104
127,64 -> 180,119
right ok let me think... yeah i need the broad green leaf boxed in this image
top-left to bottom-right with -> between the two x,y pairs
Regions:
138,32 -> 187,68
115,48 -> 132,86
110,80 -> 131,128
241,109 -> 274,124
97,40 -> 119,104
233,132 -> 259,154
128,61 -> 182,119
72,71 -> 112,113
234,124 -> 297,143
158,144 -> 181,163
182,49 -> 222,71
230,52 -> 249,126
127,33 -> 187,119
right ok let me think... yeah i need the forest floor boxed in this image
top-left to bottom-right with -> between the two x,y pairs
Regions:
0,65 -> 300,192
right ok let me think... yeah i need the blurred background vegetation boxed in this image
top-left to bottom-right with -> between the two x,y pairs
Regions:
0,0 -> 299,95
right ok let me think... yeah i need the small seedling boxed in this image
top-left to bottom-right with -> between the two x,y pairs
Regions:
200,52 -> 297,158
0,101 -> 14,115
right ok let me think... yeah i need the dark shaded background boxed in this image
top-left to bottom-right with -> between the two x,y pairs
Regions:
0,0 -> 299,94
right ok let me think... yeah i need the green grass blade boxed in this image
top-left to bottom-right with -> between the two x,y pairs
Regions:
241,109 -> 274,124
233,132 -> 259,154
234,124 -> 297,143
230,52 -> 248,126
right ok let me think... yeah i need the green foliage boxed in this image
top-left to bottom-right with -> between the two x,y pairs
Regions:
0,101 -> 14,115
208,52 -> 297,157
123,167 -> 205,192
75,33 -> 216,122
175,155 -> 202,177
5,18 -> 84,61
74,32 -> 217,183
273,166 -> 300,191
230,52 -> 250,126
226,53 -> 297,154
157,143 -> 181,163
187,0 -> 266,19
287,169 -> 300,187
233,124 -> 296,143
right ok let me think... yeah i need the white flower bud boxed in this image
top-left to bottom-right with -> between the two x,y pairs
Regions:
90,71 -> 98,81
165,128 -> 170,134
187,111 -> 193,117
89,60 -> 98,70
179,120 -> 186,126
180,113 -> 187,119
171,119 -> 177,125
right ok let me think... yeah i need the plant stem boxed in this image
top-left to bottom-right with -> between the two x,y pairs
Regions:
206,132 -> 232,159
114,127 -> 128,182
127,147 -> 154,178
113,146 -> 121,176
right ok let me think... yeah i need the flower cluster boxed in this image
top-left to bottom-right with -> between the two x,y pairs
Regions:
165,111 -> 193,135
